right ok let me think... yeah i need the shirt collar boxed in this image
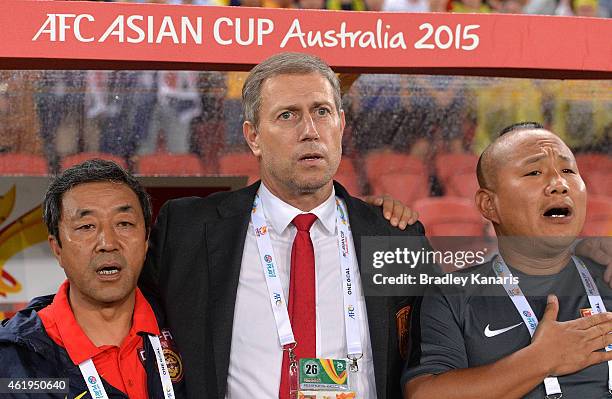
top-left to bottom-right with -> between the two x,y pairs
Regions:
45,280 -> 160,365
258,183 -> 337,234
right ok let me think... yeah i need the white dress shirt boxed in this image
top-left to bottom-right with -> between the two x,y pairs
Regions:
226,184 -> 376,398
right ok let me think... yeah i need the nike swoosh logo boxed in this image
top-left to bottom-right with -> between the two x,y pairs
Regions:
484,322 -> 523,337
74,391 -> 88,399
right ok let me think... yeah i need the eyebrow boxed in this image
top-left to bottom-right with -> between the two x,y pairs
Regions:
117,205 -> 135,213
270,104 -> 299,115
522,153 -> 573,165
74,209 -> 93,219
271,100 -> 334,115
72,204 -> 135,220
311,101 -> 333,109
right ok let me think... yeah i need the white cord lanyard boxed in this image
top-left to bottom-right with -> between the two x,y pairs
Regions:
251,194 -> 364,371
493,255 -> 612,398
78,335 -> 176,399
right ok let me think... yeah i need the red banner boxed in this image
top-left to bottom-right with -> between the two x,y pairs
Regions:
0,0 -> 610,78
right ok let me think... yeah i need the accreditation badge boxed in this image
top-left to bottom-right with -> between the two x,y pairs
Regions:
295,358 -> 356,398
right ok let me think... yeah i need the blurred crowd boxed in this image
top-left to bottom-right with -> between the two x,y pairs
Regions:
1,70 -> 609,176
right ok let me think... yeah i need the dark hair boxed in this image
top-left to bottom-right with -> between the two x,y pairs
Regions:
498,121 -> 545,136
43,159 -> 152,246
477,121 -> 546,189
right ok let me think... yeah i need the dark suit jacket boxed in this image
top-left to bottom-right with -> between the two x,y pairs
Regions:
140,181 -> 432,399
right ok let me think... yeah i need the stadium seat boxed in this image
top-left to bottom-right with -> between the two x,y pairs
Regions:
576,153 -> 612,176
445,172 -> 480,199
364,151 -> 426,185
334,158 -> 361,195
412,196 -> 486,237
219,152 -> 260,185
370,172 -> 430,205
0,153 -> 47,175
136,153 -> 206,176
60,152 -> 127,171
582,195 -> 612,237
435,153 -> 479,194
576,153 -> 612,197
583,171 -> 612,197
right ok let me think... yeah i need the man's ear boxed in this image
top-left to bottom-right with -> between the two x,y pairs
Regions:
475,188 -> 500,224
243,121 -> 261,158
48,235 -> 63,268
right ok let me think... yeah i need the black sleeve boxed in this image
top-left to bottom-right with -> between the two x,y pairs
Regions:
401,285 -> 468,387
139,199 -> 171,314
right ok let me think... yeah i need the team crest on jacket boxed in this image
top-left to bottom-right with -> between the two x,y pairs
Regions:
160,329 -> 184,383
139,329 -> 185,383
164,348 -> 184,383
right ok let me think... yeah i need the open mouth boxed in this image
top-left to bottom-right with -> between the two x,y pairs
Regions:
96,265 -> 121,276
542,207 -> 572,218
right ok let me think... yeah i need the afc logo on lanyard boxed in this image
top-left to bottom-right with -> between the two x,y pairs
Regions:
522,310 -> 538,331
264,254 -> 276,278
347,305 -> 356,319
87,376 -> 104,398
340,231 -> 350,258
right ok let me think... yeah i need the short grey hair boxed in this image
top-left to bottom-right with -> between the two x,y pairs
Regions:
241,52 -> 342,127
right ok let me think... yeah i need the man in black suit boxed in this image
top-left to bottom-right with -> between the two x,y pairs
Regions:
139,52 -> 432,399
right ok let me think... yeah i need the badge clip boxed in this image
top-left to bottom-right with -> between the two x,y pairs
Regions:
348,354 -> 362,373
284,343 -> 299,398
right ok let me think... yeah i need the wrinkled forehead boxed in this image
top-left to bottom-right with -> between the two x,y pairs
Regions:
61,182 -> 142,217
499,130 -> 576,164
261,72 -> 334,100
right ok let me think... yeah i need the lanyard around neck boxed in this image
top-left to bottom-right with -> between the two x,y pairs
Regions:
78,335 -> 175,399
250,194 -> 363,363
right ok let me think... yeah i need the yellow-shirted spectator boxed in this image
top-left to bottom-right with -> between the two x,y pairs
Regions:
326,0 -> 367,10
223,72 -> 248,148
545,80 -> 612,151
451,0 -> 491,12
473,79 -> 544,153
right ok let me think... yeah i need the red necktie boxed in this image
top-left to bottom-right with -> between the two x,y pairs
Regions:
279,213 -> 318,399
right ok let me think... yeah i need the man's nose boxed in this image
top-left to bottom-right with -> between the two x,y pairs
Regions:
545,171 -> 570,196
299,113 -> 320,141
95,223 -> 119,252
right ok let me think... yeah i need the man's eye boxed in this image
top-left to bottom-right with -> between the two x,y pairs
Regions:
317,107 -> 330,116
279,111 -> 293,120
77,224 -> 94,231
562,168 -> 576,174
524,171 -> 541,176
118,221 -> 134,227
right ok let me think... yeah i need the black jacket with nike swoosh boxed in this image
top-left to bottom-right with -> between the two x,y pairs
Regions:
403,256 -> 612,398
0,295 -> 186,399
